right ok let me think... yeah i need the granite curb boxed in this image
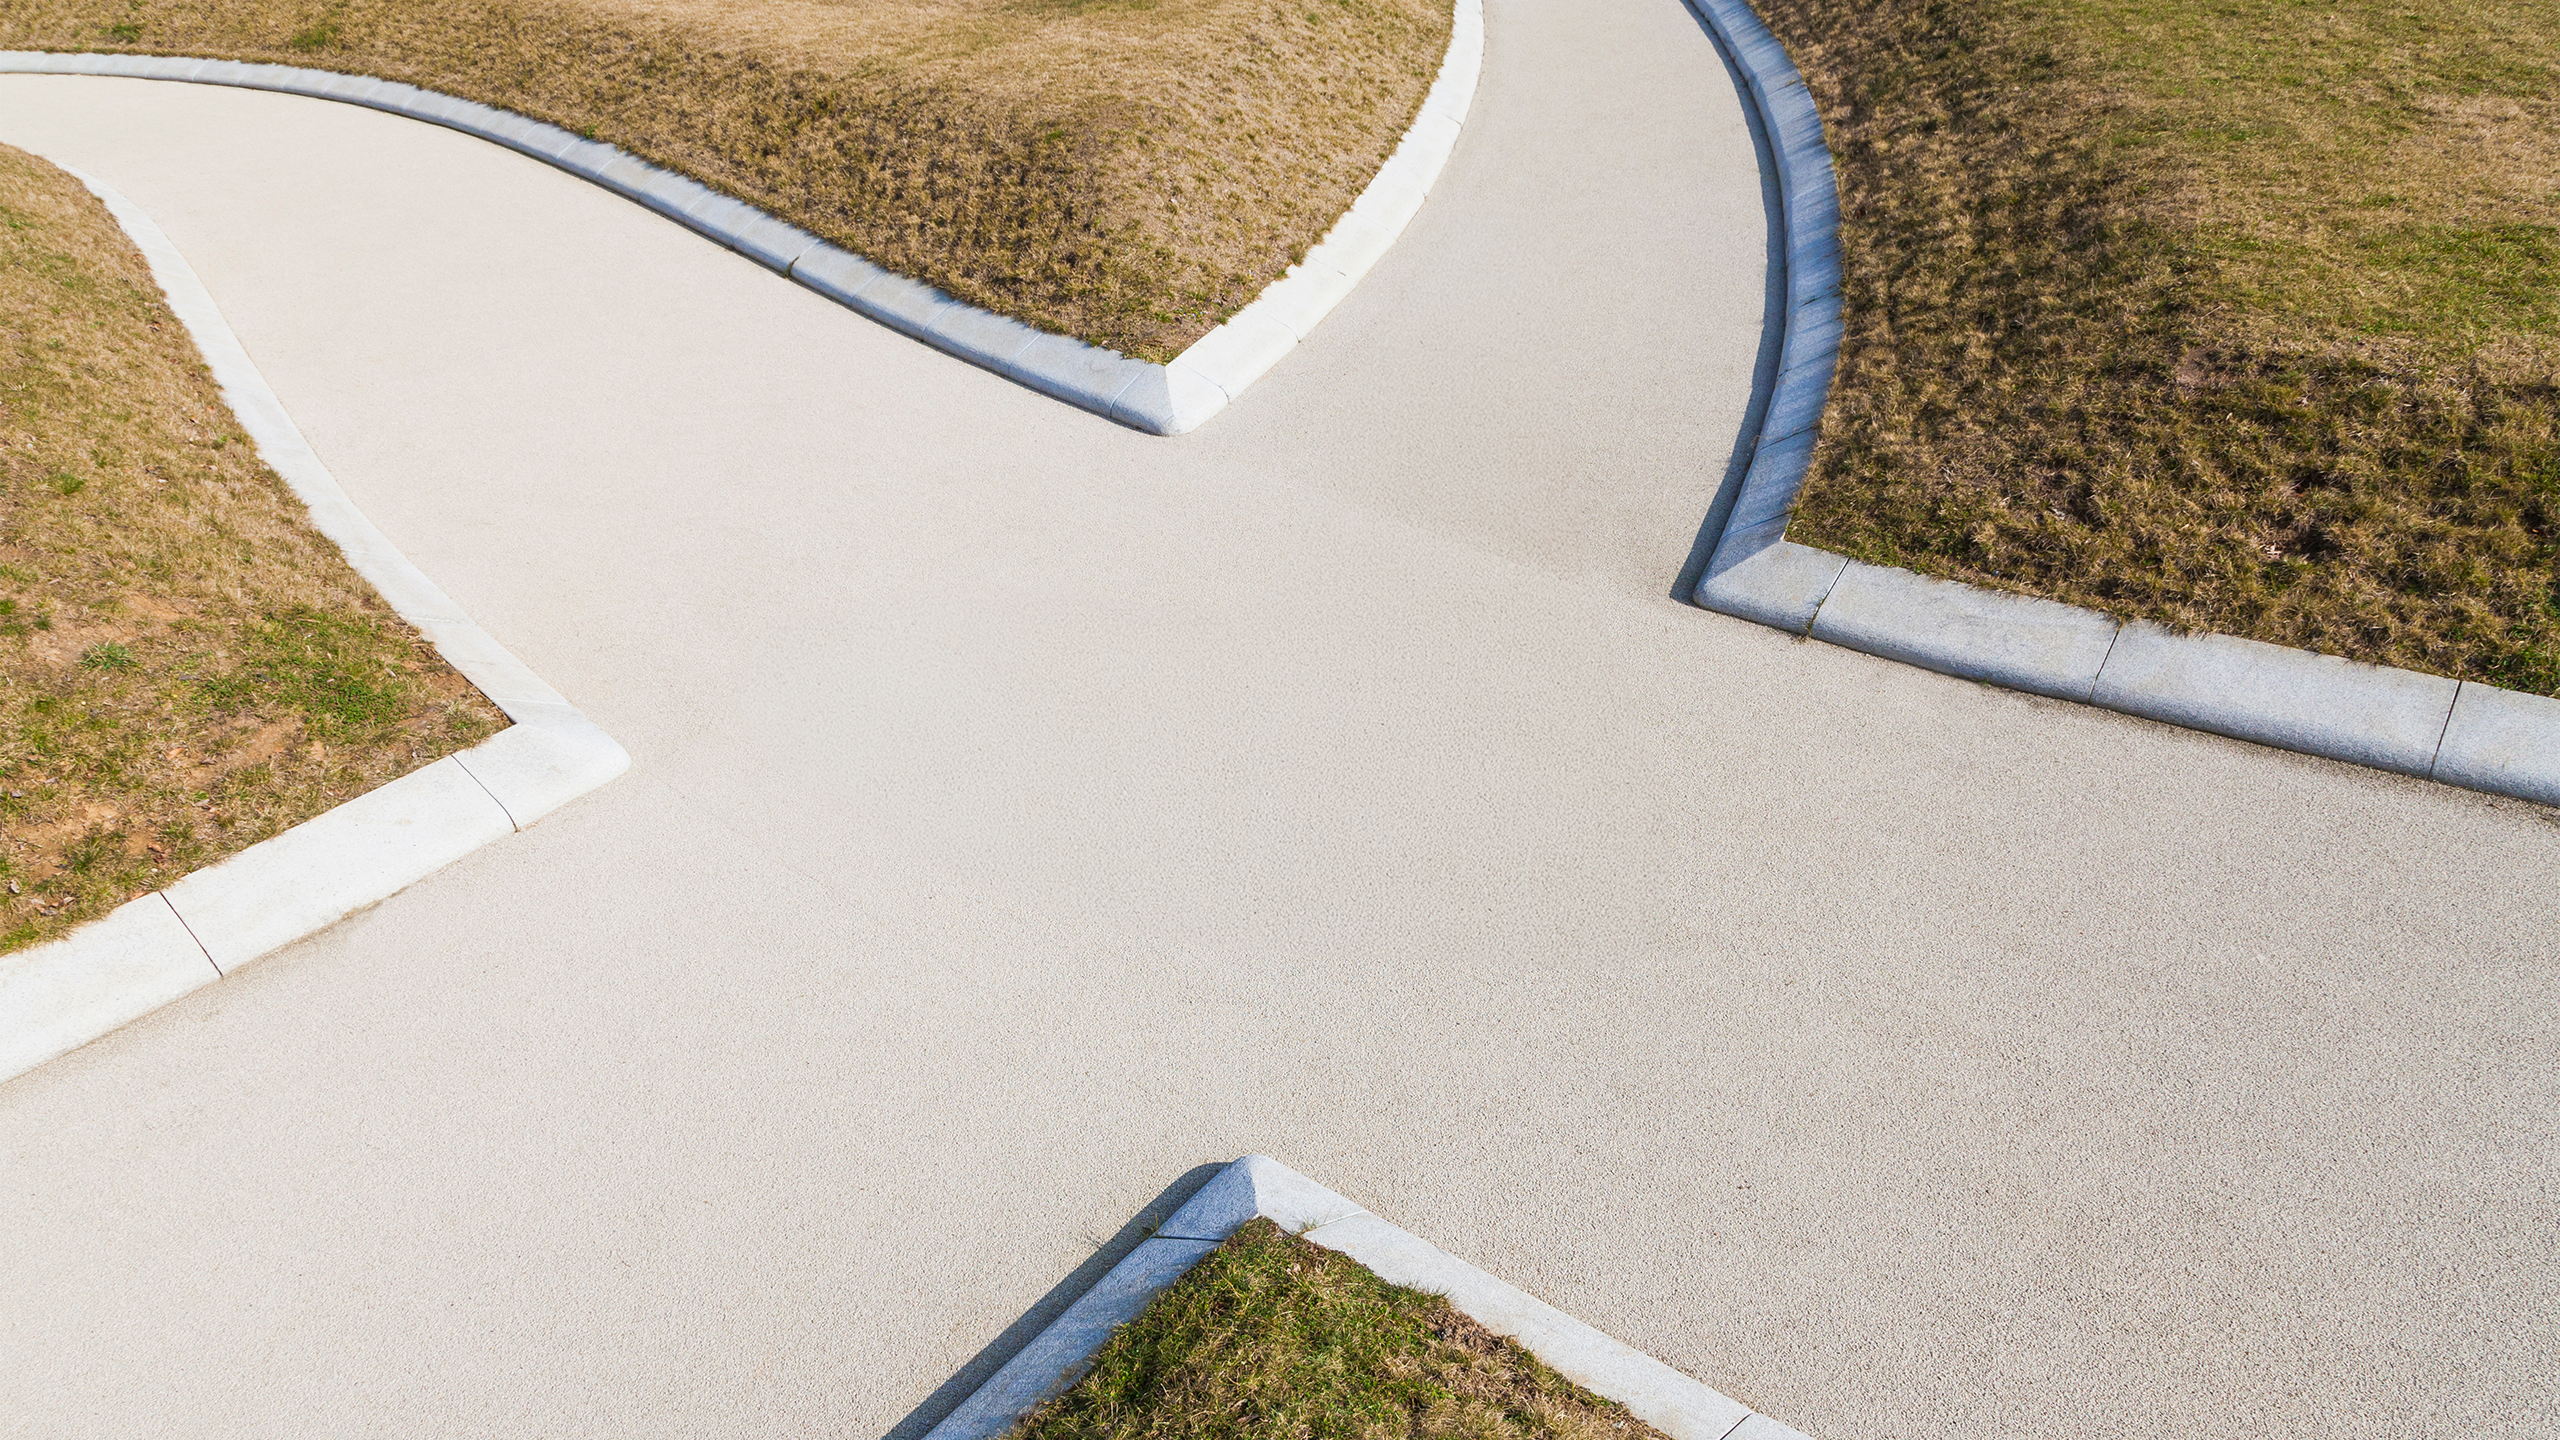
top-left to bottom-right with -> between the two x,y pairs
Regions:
1680,0 -> 2559,806
923,1155 -> 1811,1440
0,0 -> 1482,436
0,170 -> 629,1086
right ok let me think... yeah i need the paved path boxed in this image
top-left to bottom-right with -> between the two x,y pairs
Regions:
2,2 -> 2554,1436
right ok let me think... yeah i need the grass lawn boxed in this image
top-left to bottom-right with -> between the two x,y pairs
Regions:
1013,1218 -> 1667,1440
0,142 -> 502,954
1758,0 -> 2559,692
2,0 -> 1453,363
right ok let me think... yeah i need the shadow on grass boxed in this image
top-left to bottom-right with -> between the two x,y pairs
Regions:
881,1160 -> 1232,1440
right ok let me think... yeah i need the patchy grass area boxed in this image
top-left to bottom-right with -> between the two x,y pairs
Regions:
1758,0 -> 2560,692
0,142 -> 502,954
1013,1219 -> 1667,1440
3,0 -> 1452,363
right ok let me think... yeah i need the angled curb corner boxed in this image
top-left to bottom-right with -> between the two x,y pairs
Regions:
0,169 -> 629,1087
925,1155 -> 1812,1440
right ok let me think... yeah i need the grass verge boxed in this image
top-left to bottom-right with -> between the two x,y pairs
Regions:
3,0 -> 1453,363
1011,1218 -> 1668,1440
0,141 -> 503,954
1757,0 -> 2560,693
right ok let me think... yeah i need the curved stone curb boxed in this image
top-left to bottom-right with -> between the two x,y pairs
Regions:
1680,1 -> 2560,807
1140,0 -> 1484,431
0,2 -> 1481,436
1683,0 -> 1841,597
0,169 -> 630,1086
925,1155 -> 1812,1440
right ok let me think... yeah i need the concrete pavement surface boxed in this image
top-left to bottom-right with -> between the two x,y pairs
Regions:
1,1 -> 2554,1436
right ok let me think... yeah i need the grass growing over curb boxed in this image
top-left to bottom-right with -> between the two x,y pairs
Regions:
1758,0 -> 2560,692
3,0 -> 1453,363
1012,1219 -> 1669,1440
0,142 -> 503,954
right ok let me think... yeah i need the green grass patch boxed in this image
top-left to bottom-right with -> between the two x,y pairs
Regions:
1013,1219 -> 1669,1440
1758,0 -> 2560,692
0,143 -> 504,953
194,607 -> 415,738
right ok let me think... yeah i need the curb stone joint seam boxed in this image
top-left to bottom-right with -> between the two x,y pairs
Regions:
1681,0 -> 2560,806
923,1155 -> 1815,1440
0,0 -> 1482,437
0,170 -> 630,1086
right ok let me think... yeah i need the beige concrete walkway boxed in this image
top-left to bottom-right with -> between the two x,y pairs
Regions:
1,2 -> 2553,1436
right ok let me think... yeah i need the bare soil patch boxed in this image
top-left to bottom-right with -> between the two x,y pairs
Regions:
0,142 -> 503,954
4,0 -> 1453,362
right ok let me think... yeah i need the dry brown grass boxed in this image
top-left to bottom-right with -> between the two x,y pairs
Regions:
6,0 -> 1452,361
0,141 -> 502,954
1013,1218 -> 1669,1440
1757,0 -> 2560,693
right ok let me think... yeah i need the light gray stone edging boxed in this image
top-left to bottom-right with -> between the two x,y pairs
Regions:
1681,0 -> 2560,807
1682,0 -> 1842,589
925,1155 -> 1811,1440
0,1 -> 1481,436
0,168 -> 630,1086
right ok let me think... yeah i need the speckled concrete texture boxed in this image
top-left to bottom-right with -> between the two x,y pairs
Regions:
0,1 -> 2554,1437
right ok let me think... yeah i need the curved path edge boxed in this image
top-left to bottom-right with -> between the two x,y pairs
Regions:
1683,0 -> 2560,806
0,1 -> 1482,436
0,169 -> 630,1087
923,1154 -> 1813,1440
